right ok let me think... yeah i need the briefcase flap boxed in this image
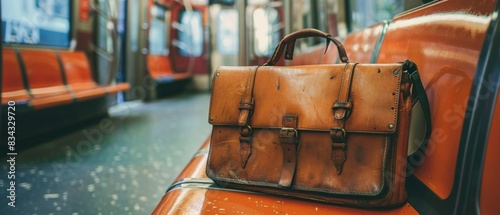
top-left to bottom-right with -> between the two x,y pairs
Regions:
209,63 -> 403,133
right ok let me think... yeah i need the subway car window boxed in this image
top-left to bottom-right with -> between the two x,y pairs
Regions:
177,9 -> 204,57
216,9 -> 239,55
253,7 -> 280,57
149,4 -> 169,56
1,0 -> 71,47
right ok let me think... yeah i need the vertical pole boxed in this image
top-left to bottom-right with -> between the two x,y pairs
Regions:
345,0 -> 352,33
238,0 -> 248,66
283,0 -> 292,35
283,0 -> 293,66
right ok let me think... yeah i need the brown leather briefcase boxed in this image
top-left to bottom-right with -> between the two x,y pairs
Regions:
207,29 -> 431,208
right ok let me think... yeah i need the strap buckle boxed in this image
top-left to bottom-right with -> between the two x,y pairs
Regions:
330,127 -> 346,142
239,125 -> 253,135
280,127 -> 298,138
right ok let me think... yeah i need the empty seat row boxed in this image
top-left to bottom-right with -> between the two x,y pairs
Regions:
2,48 -> 130,109
147,55 -> 191,83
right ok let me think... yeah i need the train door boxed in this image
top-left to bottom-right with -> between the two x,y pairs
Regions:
247,0 -> 284,65
145,0 -> 174,93
169,1 -> 210,90
144,0 -> 210,94
116,0 -> 127,102
123,0 -> 148,101
209,0 -> 238,71
208,0 -> 284,87
93,0 -> 126,102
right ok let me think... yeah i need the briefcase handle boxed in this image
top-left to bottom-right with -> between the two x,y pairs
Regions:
265,28 -> 350,66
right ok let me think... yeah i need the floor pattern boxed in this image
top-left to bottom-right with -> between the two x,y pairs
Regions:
1,92 -> 212,214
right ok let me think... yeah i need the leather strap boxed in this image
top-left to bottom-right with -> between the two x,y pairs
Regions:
331,63 -> 357,175
278,115 -> 299,187
238,66 -> 260,168
410,77 -> 431,142
238,66 -> 259,126
406,60 -> 432,152
333,63 -> 357,120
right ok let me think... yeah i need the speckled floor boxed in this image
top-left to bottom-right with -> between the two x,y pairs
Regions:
0,92 -> 212,214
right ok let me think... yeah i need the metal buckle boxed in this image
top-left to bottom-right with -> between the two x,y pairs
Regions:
239,125 -> 253,135
280,127 -> 298,137
330,127 -> 347,144
331,127 -> 346,138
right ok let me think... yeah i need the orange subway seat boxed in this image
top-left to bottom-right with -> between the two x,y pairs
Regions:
59,51 -> 129,96
58,51 -> 98,90
58,51 -> 107,101
343,22 -> 385,63
29,93 -> 74,110
71,88 -> 107,101
20,49 -> 72,98
147,55 -> 174,79
153,187 -> 418,215
147,55 -> 191,80
105,83 -> 130,94
19,49 -> 74,109
289,39 -> 341,66
2,48 -> 31,103
376,0 -> 495,199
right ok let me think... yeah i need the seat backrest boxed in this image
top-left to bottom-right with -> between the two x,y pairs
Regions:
288,41 -> 341,66
2,48 -> 26,92
58,51 -> 97,90
20,49 -> 66,91
343,22 -> 387,63
376,0 -> 495,200
147,55 -> 174,79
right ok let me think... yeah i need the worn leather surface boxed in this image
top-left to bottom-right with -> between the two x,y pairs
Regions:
278,115 -> 299,187
207,63 -> 412,207
209,64 -> 402,132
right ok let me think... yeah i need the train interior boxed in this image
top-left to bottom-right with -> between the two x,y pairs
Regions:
1,0 -> 500,214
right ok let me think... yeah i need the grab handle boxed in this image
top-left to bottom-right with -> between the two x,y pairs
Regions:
265,28 -> 349,66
